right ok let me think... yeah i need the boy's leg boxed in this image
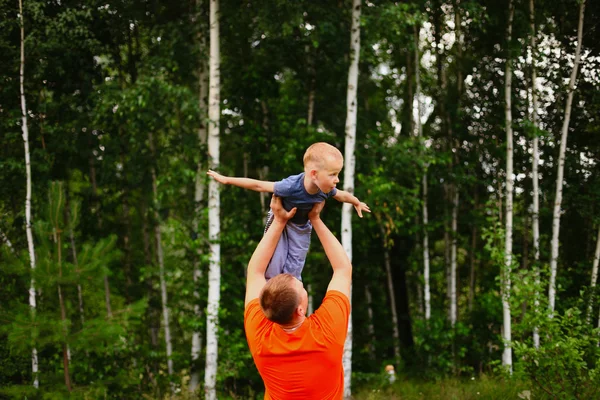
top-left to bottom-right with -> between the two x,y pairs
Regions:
264,210 -> 289,280
282,221 -> 312,281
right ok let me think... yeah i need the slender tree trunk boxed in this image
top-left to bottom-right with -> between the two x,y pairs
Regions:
406,51 -> 414,137
414,24 -> 431,321
52,218 -> 72,392
365,285 -> 376,360
381,226 -> 401,366
148,132 -> 174,387
468,190 -> 479,313
306,45 -> 316,126
586,227 -> 600,324
445,199 -> 451,319
204,0 -> 221,397
528,0 -> 541,346
190,4 -> 209,391
341,1 -> 361,397
450,188 -> 459,326
468,224 -> 477,312
548,0 -> 586,315
502,0 -> 514,371
141,206 -> 160,387
18,0 -> 39,387
66,201 -> 85,327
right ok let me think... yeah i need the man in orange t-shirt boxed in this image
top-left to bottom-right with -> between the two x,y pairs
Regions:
244,196 -> 352,399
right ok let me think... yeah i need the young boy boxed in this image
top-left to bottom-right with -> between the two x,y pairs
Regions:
207,142 -> 370,280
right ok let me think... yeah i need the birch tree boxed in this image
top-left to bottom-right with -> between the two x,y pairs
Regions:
450,188 -> 459,327
586,227 -> 600,324
190,0 -> 209,391
529,0 -> 541,348
204,0 -> 221,397
502,0 -> 514,371
18,0 -> 39,387
548,0 -> 586,314
342,0 -> 361,396
414,23 -> 431,321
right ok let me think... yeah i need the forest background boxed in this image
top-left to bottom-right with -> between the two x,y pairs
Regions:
1,0 -> 600,399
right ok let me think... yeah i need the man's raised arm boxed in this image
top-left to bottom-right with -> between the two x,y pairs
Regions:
245,196 -> 296,306
308,202 -> 352,300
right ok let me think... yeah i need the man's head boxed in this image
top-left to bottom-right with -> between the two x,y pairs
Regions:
303,142 -> 344,194
259,273 -> 308,325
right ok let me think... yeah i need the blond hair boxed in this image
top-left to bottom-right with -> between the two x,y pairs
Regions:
303,142 -> 343,171
259,274 -> 300,324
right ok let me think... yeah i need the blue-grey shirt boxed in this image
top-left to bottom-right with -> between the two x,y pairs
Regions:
274,173 -> 337,224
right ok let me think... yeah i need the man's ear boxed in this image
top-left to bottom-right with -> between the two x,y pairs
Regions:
296,304 -> 306,317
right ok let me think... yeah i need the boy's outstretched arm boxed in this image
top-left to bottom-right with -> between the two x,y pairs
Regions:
332,189 -> 371,218
207,169 -> 274,192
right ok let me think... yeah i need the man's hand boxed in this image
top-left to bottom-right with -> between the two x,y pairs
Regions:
308,201 -> 326,221
270,195 -> 297,222
207,170 -> 229,185
354,201 -> 371,218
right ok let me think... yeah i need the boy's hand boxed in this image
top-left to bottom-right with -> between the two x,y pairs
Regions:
207,169 -> 229,185
308,201 -> 325,221
354,201 -> 371,218
270,195 -> 297,222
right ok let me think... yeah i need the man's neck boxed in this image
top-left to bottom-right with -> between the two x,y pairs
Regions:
303,173 -> 319,195
280,316 -> 306,333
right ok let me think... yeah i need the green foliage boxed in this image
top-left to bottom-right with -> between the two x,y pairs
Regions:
514,307 -> 600,399
1,0 -> 600,397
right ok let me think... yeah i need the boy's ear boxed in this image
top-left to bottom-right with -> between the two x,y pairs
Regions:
309,169 -> 318,179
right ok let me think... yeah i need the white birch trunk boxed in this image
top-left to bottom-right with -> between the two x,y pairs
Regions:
502,0 -> 514,371
530,0 -> 541,349
586,227 -> 600,324
341,1 -> 361,397
204,0 -> 221,397
450,188 -> 459,326
422,173 -> 431,320
18,0 -> 39,387
148,133 -> 174,385
190,7 -> 209,391
548,0 -> 586,314
414,24 -> 431,321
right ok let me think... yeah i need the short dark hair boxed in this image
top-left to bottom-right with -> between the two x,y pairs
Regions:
259,274 -> 300,325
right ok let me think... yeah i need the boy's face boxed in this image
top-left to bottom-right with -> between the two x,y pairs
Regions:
312,156 -> 343,194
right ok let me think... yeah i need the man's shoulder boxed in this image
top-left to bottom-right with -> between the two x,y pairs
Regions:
244,298 -> 263,327
323,290 -> 351,308
313,291 -> 351,319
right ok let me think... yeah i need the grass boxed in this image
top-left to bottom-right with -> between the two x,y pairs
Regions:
353,376 -> 533,400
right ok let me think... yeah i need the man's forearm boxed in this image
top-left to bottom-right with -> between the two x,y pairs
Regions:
311,218 -> 352,273
247,219 -> 286,276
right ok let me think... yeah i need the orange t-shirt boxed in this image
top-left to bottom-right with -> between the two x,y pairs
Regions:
244,290 -> 351,400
